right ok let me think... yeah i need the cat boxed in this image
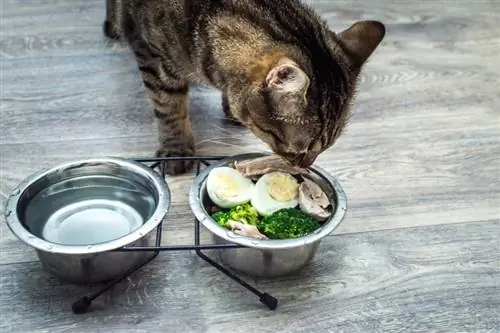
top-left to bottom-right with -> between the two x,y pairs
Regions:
103,0 -> 385,175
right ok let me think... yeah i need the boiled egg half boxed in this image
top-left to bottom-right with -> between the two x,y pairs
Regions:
206,166 -> 255,208
250,171 -> 299,216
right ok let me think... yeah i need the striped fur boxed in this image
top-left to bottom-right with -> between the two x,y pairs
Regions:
104,0 -> 385,175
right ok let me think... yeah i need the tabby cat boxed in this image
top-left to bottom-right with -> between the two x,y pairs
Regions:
104,0 -> 385,175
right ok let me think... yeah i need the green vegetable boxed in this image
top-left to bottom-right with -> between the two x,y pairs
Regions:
212,211 -> 231,228
211,202 -> 260,228
258,208 -> 321,239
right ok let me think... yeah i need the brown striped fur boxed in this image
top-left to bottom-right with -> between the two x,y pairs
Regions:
104,0 -> 385,175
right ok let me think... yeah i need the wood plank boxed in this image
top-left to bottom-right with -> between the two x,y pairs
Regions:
0,220 -> 498,333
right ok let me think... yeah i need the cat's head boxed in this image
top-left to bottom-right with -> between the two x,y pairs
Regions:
233,20 -> 385,167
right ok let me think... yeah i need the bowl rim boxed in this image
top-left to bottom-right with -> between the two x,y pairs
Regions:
3,156 -> 171,255
188,152 -> 348,250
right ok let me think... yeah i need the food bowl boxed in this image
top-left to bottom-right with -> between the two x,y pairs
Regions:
3,157 -> 170,284
189,153 -> 348,277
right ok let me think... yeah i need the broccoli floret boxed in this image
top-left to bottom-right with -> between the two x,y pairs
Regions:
227,202 -> 259,226
258,208 -> 321,239
211,202 -> 260,228
212,211 -> 231,228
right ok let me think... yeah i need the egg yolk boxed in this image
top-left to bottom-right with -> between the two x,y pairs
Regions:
212,173 -> 242,198
266,173 -> 299,202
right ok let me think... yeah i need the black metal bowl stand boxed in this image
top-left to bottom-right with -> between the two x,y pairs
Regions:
71,156 -> 278,314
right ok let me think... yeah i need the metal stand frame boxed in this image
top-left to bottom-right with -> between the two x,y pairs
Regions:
71,156 -> 278,314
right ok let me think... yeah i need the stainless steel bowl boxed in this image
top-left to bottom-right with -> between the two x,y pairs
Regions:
189,153 -> 348,277
3,157 -> 170,284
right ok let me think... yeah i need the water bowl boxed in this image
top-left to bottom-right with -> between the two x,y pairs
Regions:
3,157 -> 170,284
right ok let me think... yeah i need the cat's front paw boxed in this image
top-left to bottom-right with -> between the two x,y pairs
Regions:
155,146 -> 195,176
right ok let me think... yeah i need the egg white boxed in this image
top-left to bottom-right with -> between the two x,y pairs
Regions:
206,167 -> 255,209
250,172 -> 300,216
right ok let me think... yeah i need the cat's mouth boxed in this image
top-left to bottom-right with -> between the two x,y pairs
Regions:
279,151 -> 318,168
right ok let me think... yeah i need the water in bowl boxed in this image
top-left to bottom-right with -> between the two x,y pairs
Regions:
22,174 -> 157,246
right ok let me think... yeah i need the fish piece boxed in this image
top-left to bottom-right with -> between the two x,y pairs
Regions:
234,155 -> 309,178
228,220 -> 268,239
298,177 -> 332,221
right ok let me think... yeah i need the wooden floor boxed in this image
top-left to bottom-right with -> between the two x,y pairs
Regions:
1,0 -> 499,332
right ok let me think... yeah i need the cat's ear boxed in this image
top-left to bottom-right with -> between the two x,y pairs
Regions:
336,20 -> 385,68
266,59 -> 310,94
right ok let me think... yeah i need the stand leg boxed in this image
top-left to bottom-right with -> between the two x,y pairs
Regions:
72,223 -> 164,314
72,251 -> 160,314
193,218 -> 278,310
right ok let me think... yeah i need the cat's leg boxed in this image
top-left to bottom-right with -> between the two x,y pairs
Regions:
132,41 -> 195,175
221,91 -> 243,126
103,0 -> 121,39
153,83 -> 195,175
